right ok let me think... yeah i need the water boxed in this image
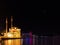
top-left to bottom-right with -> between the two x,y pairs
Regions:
0,39 -> 22,45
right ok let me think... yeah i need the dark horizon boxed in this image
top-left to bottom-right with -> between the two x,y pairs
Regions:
0,16 -> 59,36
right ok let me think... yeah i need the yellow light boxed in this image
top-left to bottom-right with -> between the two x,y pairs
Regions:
15,27 -> 16,29
7,33 -> 13,37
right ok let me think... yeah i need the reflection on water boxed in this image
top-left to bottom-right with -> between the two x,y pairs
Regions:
0,39 -> 22,45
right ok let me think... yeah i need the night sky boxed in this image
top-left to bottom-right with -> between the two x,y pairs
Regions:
0,0 -> 59,36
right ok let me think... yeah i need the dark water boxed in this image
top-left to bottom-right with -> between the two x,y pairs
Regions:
0,39 -> 22,45
0,36 -> 60,45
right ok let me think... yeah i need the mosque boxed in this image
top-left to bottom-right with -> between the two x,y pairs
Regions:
4,16 -> 21,38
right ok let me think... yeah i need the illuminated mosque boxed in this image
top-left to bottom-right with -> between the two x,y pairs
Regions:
0,16 -> 39,45
4,16 -> 21,38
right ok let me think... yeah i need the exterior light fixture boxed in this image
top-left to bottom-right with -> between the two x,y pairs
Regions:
7,33 -> 13,37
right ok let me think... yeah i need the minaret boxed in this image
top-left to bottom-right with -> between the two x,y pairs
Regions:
11,16 -> 13,28
6,17 -> 8,36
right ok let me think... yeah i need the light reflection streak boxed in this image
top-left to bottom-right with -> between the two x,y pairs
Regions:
4,39 -> 21,45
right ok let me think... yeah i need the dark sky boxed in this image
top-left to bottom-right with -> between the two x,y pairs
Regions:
0,0 -> 59,36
